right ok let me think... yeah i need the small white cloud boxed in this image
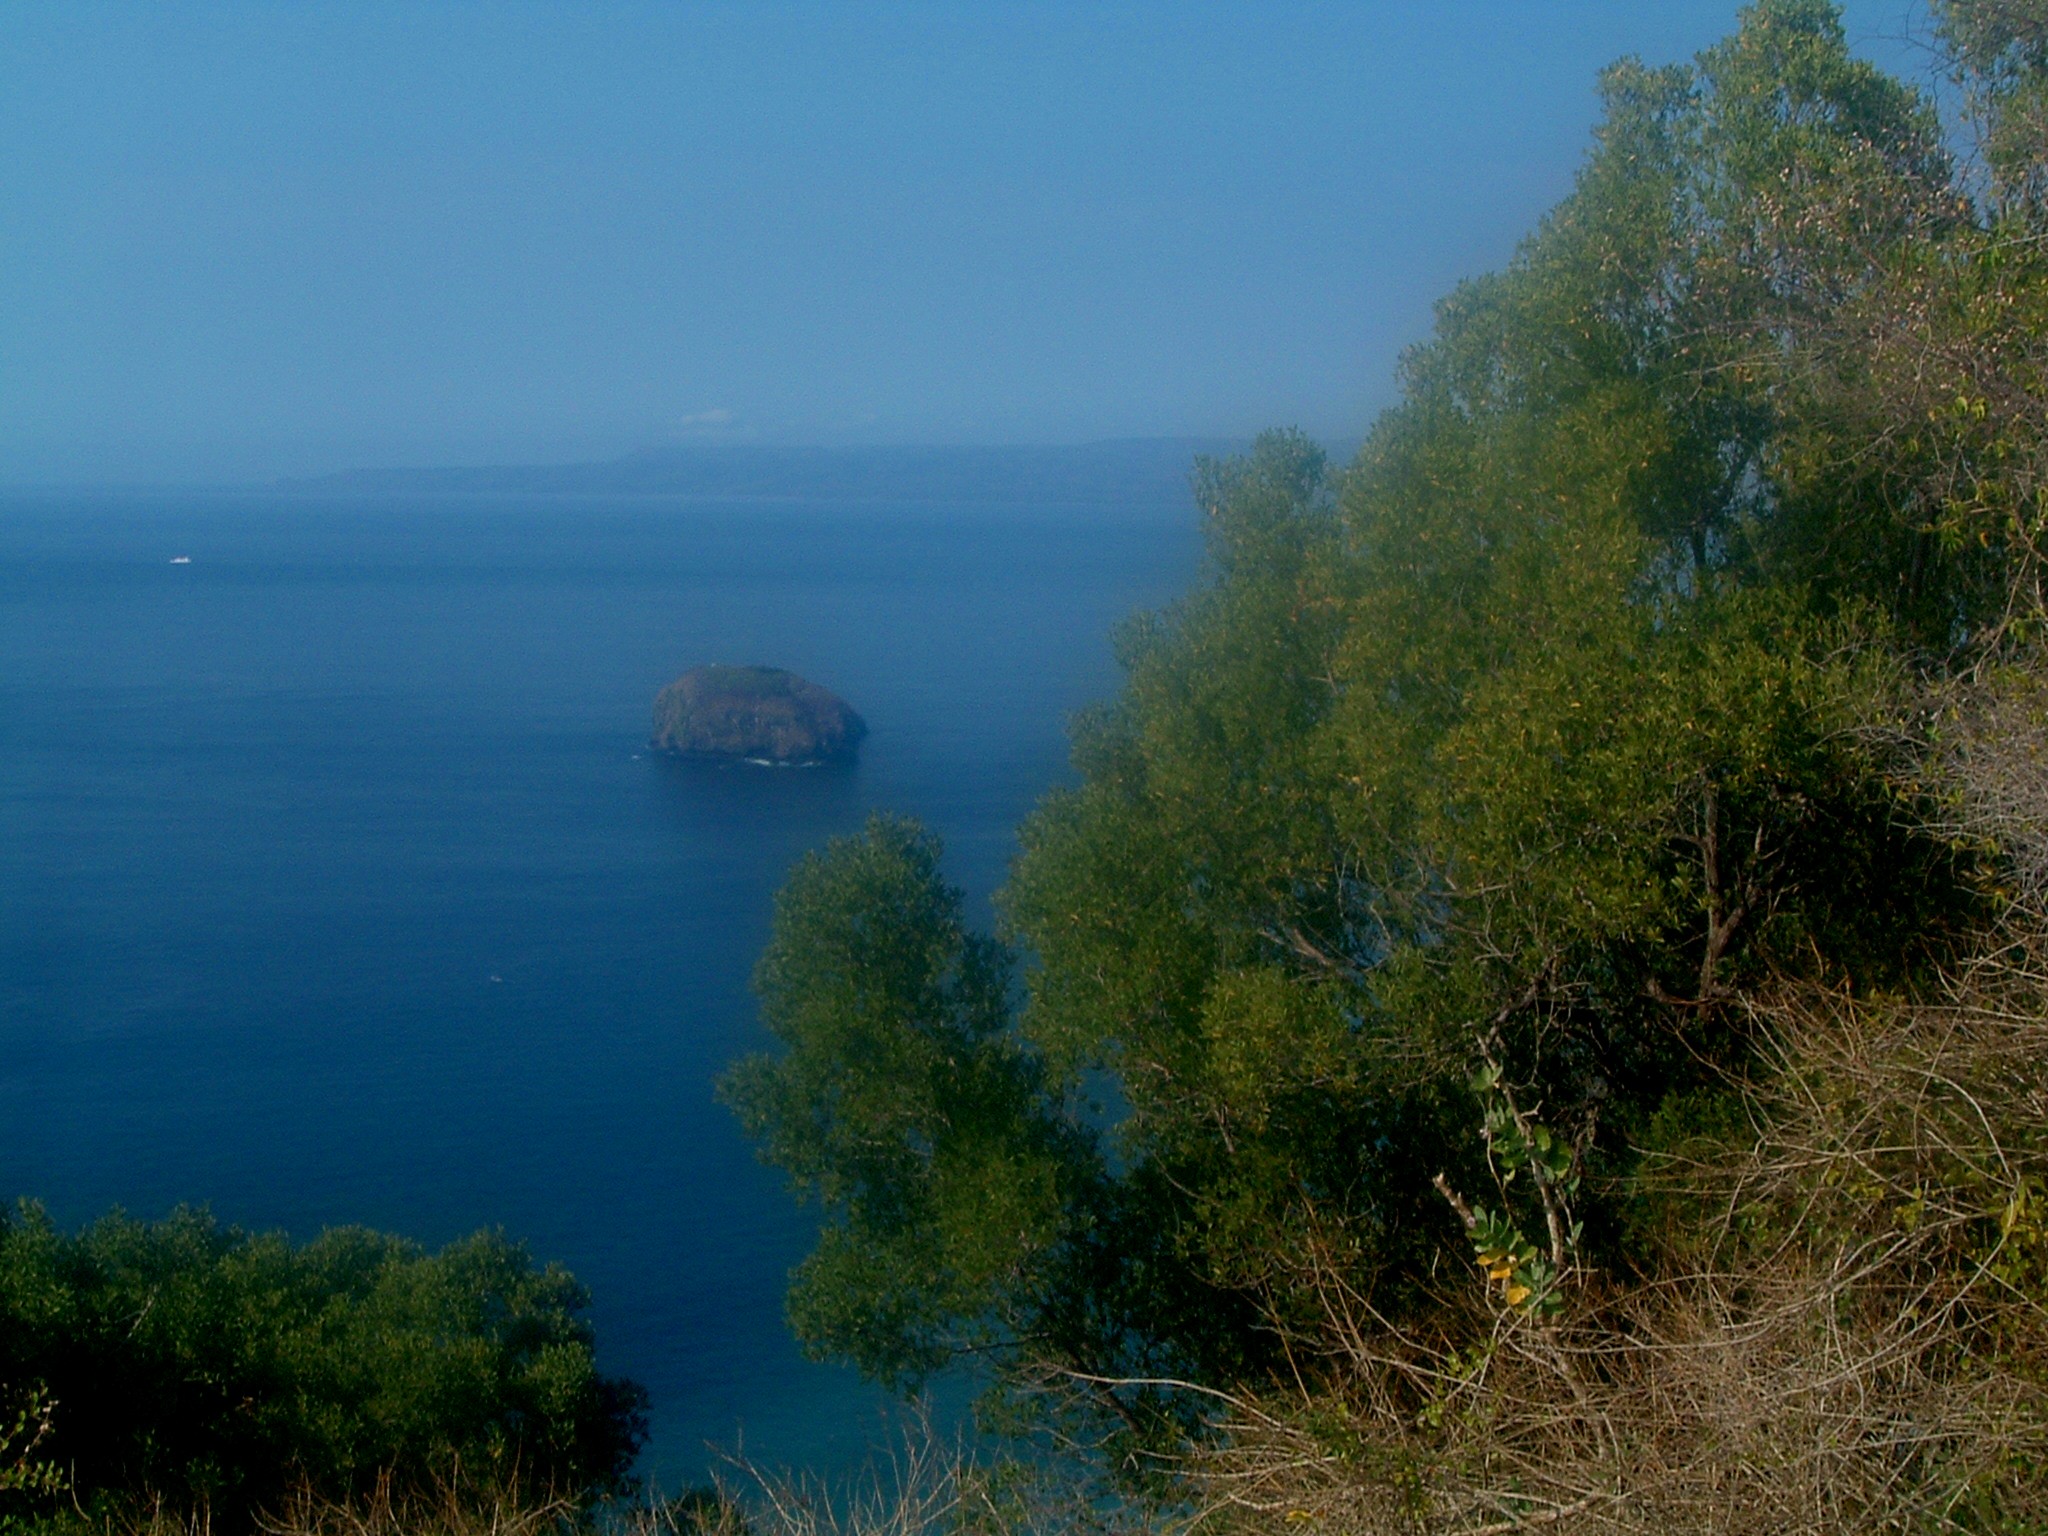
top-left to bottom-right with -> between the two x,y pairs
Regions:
678,408 -> 736,429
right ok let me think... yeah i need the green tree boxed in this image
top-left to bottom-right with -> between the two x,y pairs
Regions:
0,1204 -> 643,1528
721,816 -> 1091,1390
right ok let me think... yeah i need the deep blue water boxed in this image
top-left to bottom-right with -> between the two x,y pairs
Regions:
0,492 -> 1199,1487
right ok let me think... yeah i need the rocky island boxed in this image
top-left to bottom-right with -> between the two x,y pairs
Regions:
651,665 -> 866,765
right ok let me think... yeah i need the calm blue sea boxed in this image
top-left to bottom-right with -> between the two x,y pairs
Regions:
0,492 -> 1199,1487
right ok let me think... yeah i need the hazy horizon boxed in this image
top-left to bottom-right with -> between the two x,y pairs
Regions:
4,1 -> 1926,486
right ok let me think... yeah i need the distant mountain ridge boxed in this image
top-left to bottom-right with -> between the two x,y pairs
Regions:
280,438 -> 1246,506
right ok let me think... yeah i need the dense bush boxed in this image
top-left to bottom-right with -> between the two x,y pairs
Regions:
0,1203 -> 644,1530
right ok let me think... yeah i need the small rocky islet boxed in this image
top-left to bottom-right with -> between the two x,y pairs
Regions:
650,665 -> 866,765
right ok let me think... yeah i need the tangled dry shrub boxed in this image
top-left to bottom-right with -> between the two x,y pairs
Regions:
10,1469 -> 579,1536
1924,661 -> 2048,913
253,1474 -> 577,1536
1169,969 -> 2048,1535
628,1423 -> 971,1536
612,1409 -> 1153,1536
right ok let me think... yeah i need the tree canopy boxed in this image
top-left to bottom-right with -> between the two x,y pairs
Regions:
0,1205 -> 643,1530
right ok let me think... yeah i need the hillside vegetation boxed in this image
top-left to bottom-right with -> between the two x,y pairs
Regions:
724,3 -> 2048,1529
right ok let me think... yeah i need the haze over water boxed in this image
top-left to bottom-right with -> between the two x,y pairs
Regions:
0,491 -> 1199,1484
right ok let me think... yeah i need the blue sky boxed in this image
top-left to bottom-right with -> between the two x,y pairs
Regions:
1,1 -> 1928,483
